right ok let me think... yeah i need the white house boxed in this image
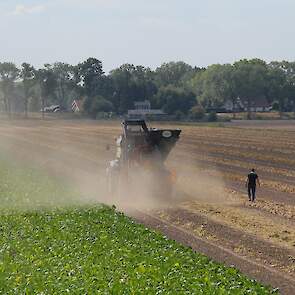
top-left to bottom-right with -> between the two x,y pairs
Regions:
222,97 -> 271,112
242,97 -> 272,112
128,100 -> 165,117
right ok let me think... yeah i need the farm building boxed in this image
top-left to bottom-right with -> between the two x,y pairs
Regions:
127,100 -> 165,118
223,97 -> 244,112
222,97 -> 272,112
241,97 -> 272,112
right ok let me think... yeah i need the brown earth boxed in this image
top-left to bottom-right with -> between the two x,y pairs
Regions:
0,119 -> 294,294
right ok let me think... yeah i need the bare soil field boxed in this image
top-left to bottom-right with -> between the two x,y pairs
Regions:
0,119 -> 294,293
226,119 -> 295,130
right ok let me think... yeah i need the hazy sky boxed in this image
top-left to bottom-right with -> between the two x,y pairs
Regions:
0,0 -> 294,72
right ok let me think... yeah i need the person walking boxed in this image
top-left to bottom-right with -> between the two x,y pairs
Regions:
246,168 -> 260,202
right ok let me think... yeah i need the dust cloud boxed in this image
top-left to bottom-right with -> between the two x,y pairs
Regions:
0,119 -> 227,213
0,120 -> 111,211
171,157 -> 227,205
106,154 -> 228,213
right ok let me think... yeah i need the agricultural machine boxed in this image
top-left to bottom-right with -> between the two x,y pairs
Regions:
107,120 -> 181,199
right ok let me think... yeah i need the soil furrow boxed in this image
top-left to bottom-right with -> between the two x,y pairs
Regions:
131,210 -> 295,295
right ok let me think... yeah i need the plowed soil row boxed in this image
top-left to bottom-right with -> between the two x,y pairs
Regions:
131,210 -> 295,295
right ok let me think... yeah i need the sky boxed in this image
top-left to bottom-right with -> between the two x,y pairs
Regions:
0,0 -> 294,72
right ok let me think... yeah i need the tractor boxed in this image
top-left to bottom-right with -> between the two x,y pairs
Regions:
107,119 -> 181,200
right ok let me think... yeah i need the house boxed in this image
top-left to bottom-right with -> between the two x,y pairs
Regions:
71,100 -> 83,113
241,97 -> 272,112
134,100 -> 151,111
127,100 -> 165,118
223,97 -> 244,112
222,97 -> 272,112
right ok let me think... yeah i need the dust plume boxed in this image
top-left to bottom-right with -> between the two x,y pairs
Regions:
0,119 -> 228,213
171,157 -> 227,205
106,151 -> 228,212
0,120 -> 115,211
112,166 -> 173,212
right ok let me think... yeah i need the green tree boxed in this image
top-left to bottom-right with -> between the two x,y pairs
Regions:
232,59 -> 269,119
268,61 -> 295,114
189,105 -> 205,120
35,65 -> 57,118
84,95 -> 113,118
155,61 -> 194,87
0,62 -> 19,117
272,101 -> 280,111
152,85 -> 196,115
75,58 -> 105,98
52,62 -> 76,109
208,111 -> 217,122
110,64 -> 157,114
191,64 -> 235,110
20,63 -> 35,117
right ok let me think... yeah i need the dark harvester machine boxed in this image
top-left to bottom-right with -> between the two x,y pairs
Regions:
107,119 -> 181,199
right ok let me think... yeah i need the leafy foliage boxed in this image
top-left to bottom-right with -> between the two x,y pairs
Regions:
155,61 -> 195,87
20,63 -> 35,117
208,111 -> 218,122
84,95 -> 113,118
152,85 -> 196,115
0,156 -> 82,212
190,105 -> 205,120
0,62 -> 19,115
75,58 -> 105,99
1,57 -> 295,118
110,64 -> 157,114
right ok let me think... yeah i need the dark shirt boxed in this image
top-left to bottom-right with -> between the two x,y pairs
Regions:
248,172 -> 258,187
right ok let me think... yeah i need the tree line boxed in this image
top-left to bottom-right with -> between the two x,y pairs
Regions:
0,58 -> 294,119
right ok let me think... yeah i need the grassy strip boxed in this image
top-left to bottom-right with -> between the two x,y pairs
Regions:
0,157 -> 277,294
0,154 -> 87,213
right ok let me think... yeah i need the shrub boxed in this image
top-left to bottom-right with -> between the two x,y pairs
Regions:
207,111 -> 217,122
272,101 -> 279,111
189,105 -> 205,120
84,96 -> 113,118
173,110 -> 185,121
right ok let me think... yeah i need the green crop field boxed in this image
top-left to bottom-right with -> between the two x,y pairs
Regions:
0,155 -> 276,294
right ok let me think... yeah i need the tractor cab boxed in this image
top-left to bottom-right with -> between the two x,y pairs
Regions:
123,120 -> 148,134
121,119 -> 181,161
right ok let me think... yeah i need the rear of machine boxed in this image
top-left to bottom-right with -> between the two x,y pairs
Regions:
107,120 -> 181,200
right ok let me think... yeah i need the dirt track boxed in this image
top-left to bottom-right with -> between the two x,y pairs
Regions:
0,119 -> 294,294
